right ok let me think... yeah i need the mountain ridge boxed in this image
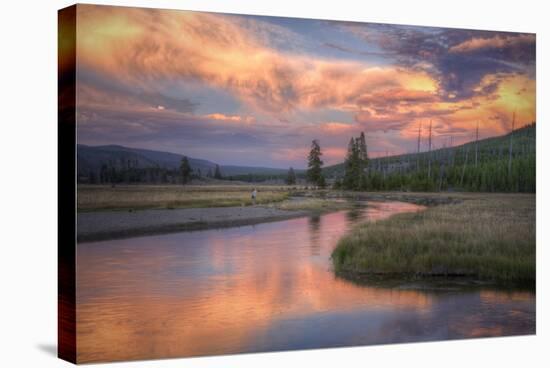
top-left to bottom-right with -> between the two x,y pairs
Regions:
77,144 -> 302,177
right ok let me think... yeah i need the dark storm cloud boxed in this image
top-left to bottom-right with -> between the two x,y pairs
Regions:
340,23 -> 535,100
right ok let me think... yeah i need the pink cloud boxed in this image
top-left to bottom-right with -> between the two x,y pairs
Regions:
76,5 -> 438,116
204,113 -> 255,124
449,34 -> 535,53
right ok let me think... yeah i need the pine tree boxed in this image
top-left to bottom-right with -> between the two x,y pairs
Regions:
286,167 -> 296,185
180,156 -> 192,184
306,140 -> 325,187
343,134 -> 368,190
343,138 -> 360,190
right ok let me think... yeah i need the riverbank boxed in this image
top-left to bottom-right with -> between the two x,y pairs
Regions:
77,185 -> 465,212
332,193 -> 535,285
77,185 -> 292,212
77,197 -> 354,242
77,205 -> 307,242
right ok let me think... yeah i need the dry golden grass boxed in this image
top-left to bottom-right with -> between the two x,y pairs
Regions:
77,185 -> 290,211
332,193 -> 535,283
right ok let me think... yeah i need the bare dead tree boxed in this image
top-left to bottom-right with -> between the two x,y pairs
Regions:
383,149 -> 389,180
508,111 -> 515,179
416,121 -> 422,171
449,135 -> 455,167
427,120 -> 432,179
460,142 -> 470,187
438,161 -> 445,192
475,121 -> 479,167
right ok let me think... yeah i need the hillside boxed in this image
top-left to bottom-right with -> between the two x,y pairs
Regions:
325,123 -> 535,192
77,144 -> 301,182
325,123 -> 535,177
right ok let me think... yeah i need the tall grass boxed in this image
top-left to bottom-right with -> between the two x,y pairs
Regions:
78,185 -> 290,211
332,194 -> 535,283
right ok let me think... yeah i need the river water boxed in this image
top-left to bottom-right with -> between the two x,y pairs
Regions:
76,201 -> 535,363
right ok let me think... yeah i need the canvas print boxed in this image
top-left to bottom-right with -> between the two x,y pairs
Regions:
58,4 -> 536,364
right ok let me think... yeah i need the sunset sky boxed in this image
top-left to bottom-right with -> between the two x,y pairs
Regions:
74,5 -> 536,168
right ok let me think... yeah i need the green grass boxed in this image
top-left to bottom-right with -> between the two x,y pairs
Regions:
332,193 -> 535,284
271,198 -> 354,212
77,185 -> 290,211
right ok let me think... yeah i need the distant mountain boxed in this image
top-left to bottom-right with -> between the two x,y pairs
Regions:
77,144 -> 301,177
77,144 -> 217,174
220,165 -> 295,176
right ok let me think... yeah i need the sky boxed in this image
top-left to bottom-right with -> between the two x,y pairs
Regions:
74,4 -> 536,168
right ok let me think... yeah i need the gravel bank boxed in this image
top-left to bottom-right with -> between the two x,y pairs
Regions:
78,206 -> 309,242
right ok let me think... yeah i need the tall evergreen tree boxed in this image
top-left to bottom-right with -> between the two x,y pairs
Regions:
343,138 -> 360,190
306,140 -> 325,187
286,167 -> 297,185
180,156 -> 192,184
342,134 -> 369,190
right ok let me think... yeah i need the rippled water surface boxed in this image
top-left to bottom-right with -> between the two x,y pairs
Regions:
77,202 -> 535,363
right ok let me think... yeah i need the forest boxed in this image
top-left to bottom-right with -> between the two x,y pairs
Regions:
327,122 -> 536,193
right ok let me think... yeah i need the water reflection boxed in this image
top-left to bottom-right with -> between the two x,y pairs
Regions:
308,215 -> 321,255
345,207 -> 364,224
76,201 -> 535,363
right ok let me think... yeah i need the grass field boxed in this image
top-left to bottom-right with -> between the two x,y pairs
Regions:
271,198 -> 354,212
332,193 -> 535,284
77,185 -> 291,211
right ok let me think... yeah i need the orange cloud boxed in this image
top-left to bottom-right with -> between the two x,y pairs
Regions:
74,4 -> 535,159
395,72 -> 536,146
320,122 -> 356,134
449,34 -> 535,53
75,5 -> 439,116
204,113 -> 255,124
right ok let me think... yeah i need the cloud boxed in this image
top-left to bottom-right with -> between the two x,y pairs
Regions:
77,70 -> 199,113
204,113 -> 255,124
75,5 -> 438,116
74,5 -> 536,167
338,23 -> 535,101
449,34 -> 535,54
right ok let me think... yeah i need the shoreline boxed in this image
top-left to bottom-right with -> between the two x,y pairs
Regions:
333,269 -> 536,291
77,195 -> 359,243
77,206 -> 311,243
75,191 -> 491,243
331,193 -> 535,284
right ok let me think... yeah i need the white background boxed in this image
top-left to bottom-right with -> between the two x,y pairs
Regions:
0,0 -> 548,366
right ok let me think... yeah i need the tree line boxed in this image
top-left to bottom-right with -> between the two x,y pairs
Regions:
329,122 -> 535,193
79,120 -> 535,193
78,158 -> 224,185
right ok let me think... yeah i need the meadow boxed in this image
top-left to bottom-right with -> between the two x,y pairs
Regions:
77,184 -> 291,211
332,193 -> 535,284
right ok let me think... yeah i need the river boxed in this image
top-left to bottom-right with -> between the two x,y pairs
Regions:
76,201 -> 535,363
